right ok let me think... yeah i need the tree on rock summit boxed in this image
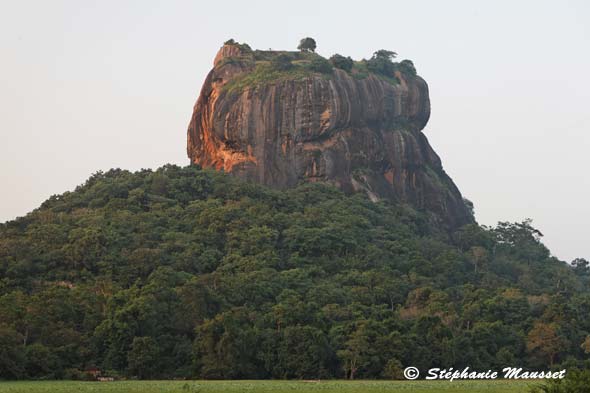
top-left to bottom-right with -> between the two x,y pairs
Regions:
297,37 -> 317,52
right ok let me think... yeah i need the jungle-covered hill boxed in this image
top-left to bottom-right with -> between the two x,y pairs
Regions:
1,165 -> 589,380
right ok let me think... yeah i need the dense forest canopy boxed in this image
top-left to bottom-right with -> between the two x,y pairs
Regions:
1,165 -> 589,380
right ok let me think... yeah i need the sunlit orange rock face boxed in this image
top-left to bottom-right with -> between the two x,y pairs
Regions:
187,44 -> 473,229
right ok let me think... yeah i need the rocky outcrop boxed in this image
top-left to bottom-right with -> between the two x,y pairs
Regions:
187,44 -> 473,229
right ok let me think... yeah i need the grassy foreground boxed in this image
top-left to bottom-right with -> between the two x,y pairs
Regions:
0,380 -> 537,393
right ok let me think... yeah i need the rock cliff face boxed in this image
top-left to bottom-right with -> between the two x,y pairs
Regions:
187,44 -> 473,229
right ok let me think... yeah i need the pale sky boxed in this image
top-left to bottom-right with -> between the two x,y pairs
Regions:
1,0 -> 589,261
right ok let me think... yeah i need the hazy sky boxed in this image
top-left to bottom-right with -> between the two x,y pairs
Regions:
1,0 -> 589,261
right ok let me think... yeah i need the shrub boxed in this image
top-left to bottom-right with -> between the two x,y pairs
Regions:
530,369 -> 590,393
308,57 -> 333,74
399,59 -> 417,76
223,39 -> 252,53
330,54 -> 353,72
63,368 -> 95,381
367,57 -> 394,76
271,54 -> 293,71
382,359 -> 405,380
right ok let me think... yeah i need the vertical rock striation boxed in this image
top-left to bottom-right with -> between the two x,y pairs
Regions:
187,44 -> 473,229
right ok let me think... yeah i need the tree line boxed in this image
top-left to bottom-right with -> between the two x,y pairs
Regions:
1,165 -> 589,379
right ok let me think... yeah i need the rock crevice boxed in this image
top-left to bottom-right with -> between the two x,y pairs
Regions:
187,44 -> 473,229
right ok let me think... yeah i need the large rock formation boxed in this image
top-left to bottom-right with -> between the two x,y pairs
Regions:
187,43 -> 473,229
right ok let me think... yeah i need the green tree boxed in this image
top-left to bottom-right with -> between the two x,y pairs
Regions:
493,219 -> 549,264
470,246 -> 488,274
336,321 -> 379,380
297,37 -> 316,52
366,49 -> 398,76
193,309 -> 261,379
373,49 -> 397,60
24,343 -> 61,378
127,336 -> 159,379
272,326 -> 332,378
530,369 -> 590,393
329,54 -> 353,72
0,324 -> 25,379
381,359 -> 404,380
572,258 -> 590,276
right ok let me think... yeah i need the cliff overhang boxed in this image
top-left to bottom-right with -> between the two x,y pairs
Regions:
187,42 -> 473,229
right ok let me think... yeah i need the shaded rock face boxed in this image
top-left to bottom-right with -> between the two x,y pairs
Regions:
187,44 -> 473,229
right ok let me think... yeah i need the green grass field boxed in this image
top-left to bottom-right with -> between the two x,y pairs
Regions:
0,380 -> 539,393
